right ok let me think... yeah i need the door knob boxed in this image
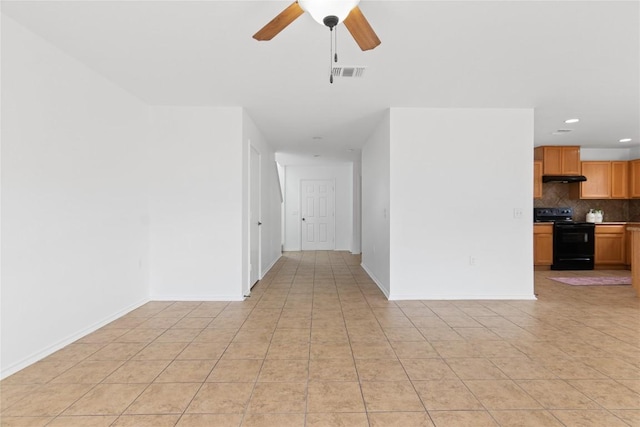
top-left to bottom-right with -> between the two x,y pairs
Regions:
302,218 -> 306,221
258,222 -> 262,226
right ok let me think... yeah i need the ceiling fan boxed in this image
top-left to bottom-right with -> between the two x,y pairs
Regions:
253,0 -> 381,51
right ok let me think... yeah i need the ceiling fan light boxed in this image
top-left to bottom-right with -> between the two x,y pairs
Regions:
299,0 -> 360,26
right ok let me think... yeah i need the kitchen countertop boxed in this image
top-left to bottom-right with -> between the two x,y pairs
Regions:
533,221 -> 629,225
594,222 -> 627,225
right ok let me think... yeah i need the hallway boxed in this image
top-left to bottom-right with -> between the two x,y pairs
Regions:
1,252 -> 639,426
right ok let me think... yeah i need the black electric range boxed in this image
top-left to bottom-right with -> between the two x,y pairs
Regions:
534,207 -> 595,270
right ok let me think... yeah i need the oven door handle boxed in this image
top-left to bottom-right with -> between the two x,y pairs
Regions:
554,224 -> 594,230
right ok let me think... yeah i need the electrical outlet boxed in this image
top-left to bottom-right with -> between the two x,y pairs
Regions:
513,208 -> 523,219
469,256 -> 476,266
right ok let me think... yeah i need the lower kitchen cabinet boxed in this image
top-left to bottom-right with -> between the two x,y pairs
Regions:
595,225 -> 626,267
627,228 -> 633,266
534,224 -> 553,266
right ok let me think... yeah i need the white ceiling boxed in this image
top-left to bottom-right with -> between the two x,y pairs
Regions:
3,0 -> 639,161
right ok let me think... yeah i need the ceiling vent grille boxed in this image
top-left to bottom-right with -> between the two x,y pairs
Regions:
332,66 -> 366,78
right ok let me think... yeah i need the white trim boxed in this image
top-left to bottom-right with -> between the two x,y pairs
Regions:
0,297 -> 150,380
150,294 -> 245,302
361,262 -> 390,299
248,143 -> 262,293
388,293 -> 538,301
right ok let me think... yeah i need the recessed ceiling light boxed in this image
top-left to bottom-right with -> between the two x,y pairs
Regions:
552,129 -> 572,135
620,138 -> 632,143
313,154 -> 321,157
564,118 -> 580,124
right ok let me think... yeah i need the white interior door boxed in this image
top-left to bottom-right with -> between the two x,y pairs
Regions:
301,179 -> 335,251
249,146 -> 261,288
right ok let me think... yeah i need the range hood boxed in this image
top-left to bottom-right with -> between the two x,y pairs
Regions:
542,175 -> 587,183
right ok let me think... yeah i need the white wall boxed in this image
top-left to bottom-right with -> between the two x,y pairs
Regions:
282,164 -> 354,252
147,108 -> 280,300
388,108 -> 535,299
361,112 -> 391,295
1,16 -> 150,377
242,111 -> 282,295
580,148 -> 632,161
147,106 -> 245,301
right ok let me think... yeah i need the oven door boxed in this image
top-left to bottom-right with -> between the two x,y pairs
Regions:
552,222 -> 595,270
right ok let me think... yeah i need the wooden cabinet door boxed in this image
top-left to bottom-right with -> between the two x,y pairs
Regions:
580,161 -> 611,199
535,146 -> 581,175
534,224 -> 553,266
626,228 -> 633,265
611,161 -> 629,199
595,225 -> 626,266
534,161 -> 542,199
630,160 -> 640,198
561,146 -> 581,175
534,233 -> 553,265
540,147 -> 563,175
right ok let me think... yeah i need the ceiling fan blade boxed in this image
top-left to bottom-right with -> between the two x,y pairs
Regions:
253,1 -> 305,41
343,6 -> 381,51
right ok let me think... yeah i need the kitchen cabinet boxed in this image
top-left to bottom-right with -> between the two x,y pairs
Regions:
626,227 -> 633,266
534,224 -> 553,267
534,161 -> 542,199
629,160 -> 640,198
573,161 -> 629,199
627,226 -> 640,297
595,224 -> 626,267
578,161 -> 611,199
534,146 -> 581,175
611,161 -> 629,199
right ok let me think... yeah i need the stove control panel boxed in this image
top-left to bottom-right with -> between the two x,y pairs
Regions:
534,207 -> 573,222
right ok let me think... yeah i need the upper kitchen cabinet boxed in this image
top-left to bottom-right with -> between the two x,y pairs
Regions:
578,161 -> 611,199
534,146 -> 581,175
534,161 -> 542,199
611,161 -> 629,199
572,161 -> 629,199
629,159 -> 640,198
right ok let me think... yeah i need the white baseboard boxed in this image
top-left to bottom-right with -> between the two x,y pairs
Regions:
388,293 -> 538,301
1,297 -> 150,380
360,262 -> 390,299
150,294 -> 245,302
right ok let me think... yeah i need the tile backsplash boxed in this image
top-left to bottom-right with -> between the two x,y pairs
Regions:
534,182 -> 640,222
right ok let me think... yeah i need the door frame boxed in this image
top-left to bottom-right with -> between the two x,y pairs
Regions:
299,178 -> 336,251
248,145 -> 261,290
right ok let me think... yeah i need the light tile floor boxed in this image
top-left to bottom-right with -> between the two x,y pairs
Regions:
1,251 -> 639,426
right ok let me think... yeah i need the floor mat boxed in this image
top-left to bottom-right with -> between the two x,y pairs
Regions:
550,276 -> 632,286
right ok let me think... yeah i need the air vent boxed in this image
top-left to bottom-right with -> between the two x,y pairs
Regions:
552,129 -> 573,135
332,66 -> 366,78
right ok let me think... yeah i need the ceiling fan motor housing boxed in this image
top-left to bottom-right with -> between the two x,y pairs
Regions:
323,15 -> 339,29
